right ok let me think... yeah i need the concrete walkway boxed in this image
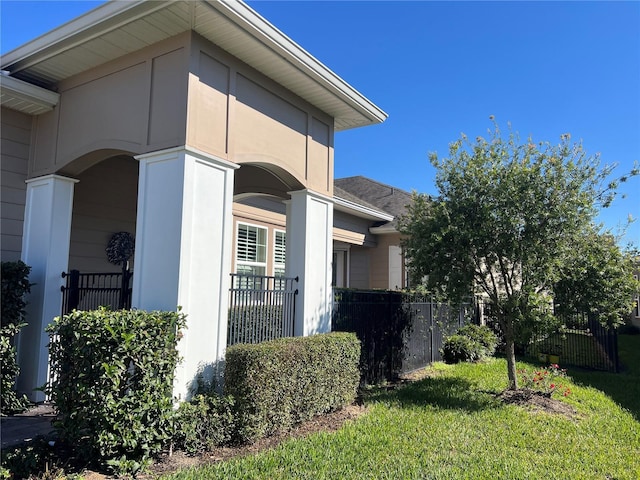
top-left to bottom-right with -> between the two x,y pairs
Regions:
1,404 -> 56,449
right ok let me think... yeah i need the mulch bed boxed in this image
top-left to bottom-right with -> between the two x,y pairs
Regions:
496,388 -> 579,419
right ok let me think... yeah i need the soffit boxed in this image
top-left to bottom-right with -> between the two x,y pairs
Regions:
0,74 -> 60,115
0,0 -> 386,131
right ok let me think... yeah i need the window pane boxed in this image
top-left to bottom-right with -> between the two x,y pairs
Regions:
274,231 -> 286,266
237,224 -> 267,263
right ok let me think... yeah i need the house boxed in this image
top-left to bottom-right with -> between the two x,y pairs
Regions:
1,0 -> 393,402
335,176 -> 413,290
230,176 -> 413,293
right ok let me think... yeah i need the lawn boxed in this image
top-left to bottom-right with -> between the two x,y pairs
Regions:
164,334 -> 640,480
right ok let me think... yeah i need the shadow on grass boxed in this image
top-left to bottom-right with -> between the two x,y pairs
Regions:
363,375 -> 500,412
568,334 -> 640,421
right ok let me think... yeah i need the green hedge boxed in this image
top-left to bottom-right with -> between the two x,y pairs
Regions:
1,261 -> 32,414
171,393 -> 235,454
225,332 -> 361,442
46,308 -> 186,476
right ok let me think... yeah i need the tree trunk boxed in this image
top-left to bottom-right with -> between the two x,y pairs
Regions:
504,330 -> 518,390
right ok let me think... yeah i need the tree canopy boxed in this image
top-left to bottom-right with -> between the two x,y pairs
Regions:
400,122 -> 639,389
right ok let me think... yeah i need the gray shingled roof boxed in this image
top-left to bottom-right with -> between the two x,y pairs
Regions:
334,176 -> 414,228
333,185 -> 388,214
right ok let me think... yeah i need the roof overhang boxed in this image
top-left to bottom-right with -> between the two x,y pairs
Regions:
369,223 -> 399,235
334,195 -> 394,222
0,73 -> 59,115
0,0 -> 387,131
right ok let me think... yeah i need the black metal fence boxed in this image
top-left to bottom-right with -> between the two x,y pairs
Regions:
524,312 -> 619,372
332,289 -> 476,384
61,269 -> 132,316
227,273 -> 298,346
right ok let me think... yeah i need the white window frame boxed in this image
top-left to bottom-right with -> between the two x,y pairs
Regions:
235,222 -> 267,278
273,229 -> 286,278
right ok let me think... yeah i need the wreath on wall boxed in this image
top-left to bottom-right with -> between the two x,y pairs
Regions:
106,232 -> 135,267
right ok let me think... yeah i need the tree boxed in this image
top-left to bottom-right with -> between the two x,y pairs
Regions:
400,122 -> 638,389
554,228 -> 638,327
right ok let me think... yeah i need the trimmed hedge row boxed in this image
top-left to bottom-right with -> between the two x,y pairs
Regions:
225,332 -> 361,442
43,308 -> 360,476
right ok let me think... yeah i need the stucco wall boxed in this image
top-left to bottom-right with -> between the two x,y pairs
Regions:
68,156 -> 138,272
30,34 -> 190,178
186,34 -> 334,196
28,31 -> 334,198
1,107 -> 31,261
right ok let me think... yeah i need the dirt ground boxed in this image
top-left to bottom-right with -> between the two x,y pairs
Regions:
496,388 -> 579,419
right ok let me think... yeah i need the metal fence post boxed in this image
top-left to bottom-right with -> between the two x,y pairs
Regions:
62,269 -> 80,315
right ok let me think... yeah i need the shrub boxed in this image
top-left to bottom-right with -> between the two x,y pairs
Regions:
46,308 -> 186,476
1,261 -> 32,414
456,323 -> 498,358
441,334 -> 480,363
225,332 -> 360,442
171,393 -> 235,454
0,437 -> 62,480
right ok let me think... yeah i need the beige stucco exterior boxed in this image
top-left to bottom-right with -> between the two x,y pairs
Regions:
26,31 -> 333,198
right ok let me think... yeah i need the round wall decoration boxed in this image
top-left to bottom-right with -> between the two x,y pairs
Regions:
106,231 -> 135,266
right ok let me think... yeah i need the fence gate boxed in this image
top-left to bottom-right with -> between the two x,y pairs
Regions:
227,273 -> 298,345
60,269 -> 132,316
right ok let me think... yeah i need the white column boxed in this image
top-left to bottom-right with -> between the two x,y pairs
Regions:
132,147 -> 237,400
18,174 -> 78,402
285,189 -> 334,337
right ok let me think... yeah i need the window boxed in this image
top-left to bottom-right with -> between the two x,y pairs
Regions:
274,230 -> 286,277
236,223 -> 267,278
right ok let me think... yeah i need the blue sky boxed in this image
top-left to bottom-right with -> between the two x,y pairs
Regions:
2,1 -> 639,246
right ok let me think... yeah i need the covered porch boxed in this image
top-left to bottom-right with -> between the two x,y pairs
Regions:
6,0 -> 386,402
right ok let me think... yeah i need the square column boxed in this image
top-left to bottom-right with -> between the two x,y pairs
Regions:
285,189 -> 334,336
18,174 -> 78,401
133,146 -> 238,400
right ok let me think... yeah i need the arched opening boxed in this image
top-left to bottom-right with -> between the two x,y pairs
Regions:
67,154 -> 138,273
59,154 -> 138,314
228,162 -> 305,345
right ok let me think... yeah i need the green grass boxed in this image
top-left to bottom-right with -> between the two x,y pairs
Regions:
164,335 -> 640,479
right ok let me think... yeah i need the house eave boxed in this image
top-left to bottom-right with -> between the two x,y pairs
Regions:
369,224 -> 399,235
0,0 -> 387,131
0,74 -> 60,115
334,196 -> 394,222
